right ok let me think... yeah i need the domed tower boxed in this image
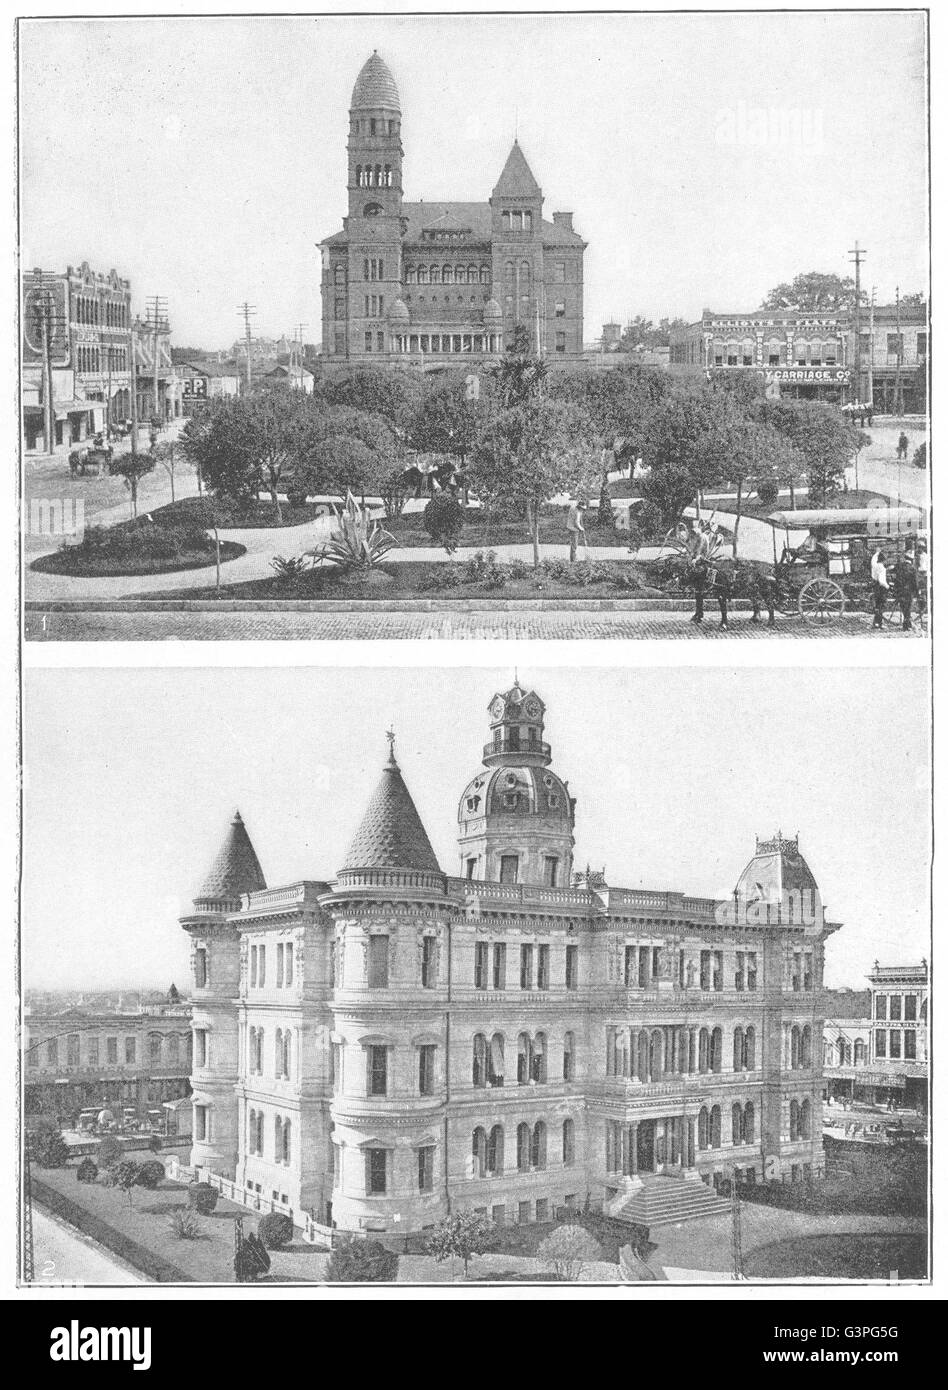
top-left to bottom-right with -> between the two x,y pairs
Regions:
181,810 -> 266,1175
733,832 -> 823,931
322,736 -> 457,1235
458,683 -> 575,887
347,51 -> 404,357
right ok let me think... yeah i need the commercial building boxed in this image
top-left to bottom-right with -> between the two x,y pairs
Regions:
24,994 -> 192,1119
823,961 -> 928,1111
182,682 -> 836,1237
320,53 -> 586,367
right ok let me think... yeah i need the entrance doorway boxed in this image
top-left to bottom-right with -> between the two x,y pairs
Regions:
636,1119 -> 656,1173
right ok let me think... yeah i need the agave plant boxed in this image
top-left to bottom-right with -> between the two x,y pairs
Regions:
315,491 -> 396,572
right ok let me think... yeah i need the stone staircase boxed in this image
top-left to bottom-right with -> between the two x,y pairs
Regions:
608,1175 -> 732,1230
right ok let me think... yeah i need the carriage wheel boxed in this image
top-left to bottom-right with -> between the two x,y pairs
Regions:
798,577 -> 846,622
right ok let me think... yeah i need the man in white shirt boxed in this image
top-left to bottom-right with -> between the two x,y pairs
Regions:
870,548 -> 888,630
567,498 -> 587,563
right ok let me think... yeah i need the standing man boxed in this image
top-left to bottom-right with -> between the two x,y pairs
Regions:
897,431 -> 909,461
567,496 -> 587,563
870,547 -> 889,630
893,546 -> 919,632
689,519 -> 710,624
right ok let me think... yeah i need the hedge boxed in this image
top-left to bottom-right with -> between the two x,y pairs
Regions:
30,1179 -> 193,1283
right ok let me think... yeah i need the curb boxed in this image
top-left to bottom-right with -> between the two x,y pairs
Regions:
25,597 -> 760,615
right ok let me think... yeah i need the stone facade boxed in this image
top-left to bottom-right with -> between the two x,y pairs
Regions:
182,684 -> 837,1234
320,53 -> 586,368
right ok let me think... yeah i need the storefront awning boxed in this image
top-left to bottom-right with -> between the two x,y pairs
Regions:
53,399 -> 103,419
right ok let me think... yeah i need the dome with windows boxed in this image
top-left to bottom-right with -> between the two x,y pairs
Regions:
458,764 -> 572,827
483,298 -> 502,323
388,297 -> 410,325
351,51 -> 401,112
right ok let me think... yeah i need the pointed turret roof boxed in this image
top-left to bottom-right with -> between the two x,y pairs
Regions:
342,744 -> 441,874
351,50 -> 401,112
198,810 -> 266,901
492,140 -> 541,199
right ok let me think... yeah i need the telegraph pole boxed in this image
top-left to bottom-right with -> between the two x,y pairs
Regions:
848,242 -> 866,406
30,273 -> 65,455
128,313 -> 140,455
894,285 -> 904,417
146,295 -> 168,426
237,302 -> 257,393
868,286 -> 876,415
295,322 -> 308,389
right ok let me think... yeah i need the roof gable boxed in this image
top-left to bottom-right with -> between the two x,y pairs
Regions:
492,141 -> 542,199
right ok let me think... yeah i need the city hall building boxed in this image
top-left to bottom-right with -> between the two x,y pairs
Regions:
319,53 -> 586,367
182,683 -> 835,1238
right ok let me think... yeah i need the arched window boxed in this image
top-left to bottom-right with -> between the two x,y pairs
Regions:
837,1037 -> 847,1066
698,1028 -> 710,1074
505,261 -> 514,282
732,1101 -> 743,1145
854,1038 -> 867,1065
489,1033 -> 505,1087
502,211 -> 511,231
698,1106 -> 709,1150
789,1099 -> 800,1141
520,260 -> 531,286
442,265 -> 453,285
283,1118 -> 291,1164
248,1108 -> 257,1153
517,1032 -> 532,1084
733,1026 -> 744,1072
531,1120 -> 547,1170
745,1103 -> 755,1144
406,265 -> 416,285
649,1028 -> 663,1081
429,265 -> 440,284
531,1032 -> 547,1084
744,1026 -> 756,1070
801,1099 -> 811,1139
710,1105 -> 721,1148
417,265 -> 428,285
637,1030 -> 649,1082
487,1124 -> 504,1174
562,1118 -> 575,1166
480,265 -> 490,285
275,1028 -> 283,1072
516,1121 -> 531,1172
355,164 -> 362,186
472,1126 -> 487,1178
802,1025 -> 812,1067
711,1027 -> 723,1073
384,164 -> 391,186
282,1029 -> 291,1079
791,1025 -> 801,1069
274,1114 -> 283,1158
472,1033 -> 487,1088
563,1031 -> 575,1082
467,265 -> 477,284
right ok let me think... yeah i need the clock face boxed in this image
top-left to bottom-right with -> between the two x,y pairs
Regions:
524,696 -> 541,719
490,697 -> 506,720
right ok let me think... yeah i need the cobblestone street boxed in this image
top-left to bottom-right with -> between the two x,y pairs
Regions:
25,608 -> 925,641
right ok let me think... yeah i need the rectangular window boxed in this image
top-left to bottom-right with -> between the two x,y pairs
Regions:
367,935 -> 389,988
107,1037 -> 117,1064
365,332 -> 372,352
518,1201 -> 532,1224
543,855 -> 559,887
368,1045 -> 388,1097
492,942 -> 506,990
195,1029 -> 207,1068
276,943 -> 284,987
367,1149 -> 387,1195
875,994 -> 887,1020
535,1198 -> 549,1223
418,1044 -> 436,1096
520,944 -> 534,990
792,953 -> 801,991
905,994 -> 917,1022
67,1035 -> 79,1067
917,332 -> 928,356
889,1030 -> 901,1059
875,1030 -> 887,1058
554,262 -> 565,283
624,945 -> 636,987
700,950 -> 711,991
804,953 -> 813,991
258,946 -> 266,987
87,1038 -> 99,1067
537,944 -> 550,990
417,1146 -> 434,1193
335,297 -> 345,320
364,295 -> 370,317
746,953 -> 758,991
466,857 -> 477,880
887,332 -> 904,357
125,1037 -> 136,1064
195,948 -> 207,989
889,994 -> 902,1021
421,935 -> 436,989
500,854 -> 519,884
904,1030 -> 917,1060
474,941 -> 488,989
652,947 -> 662,980
194,1105 -> 208,1142
638,946 -> 649,989
250,945 -> 257,987
555,332 -> 566,354
285,943 -> 294,987
555,301 -> 565,318
565,944 -> 578,991
377,332 -> 385,352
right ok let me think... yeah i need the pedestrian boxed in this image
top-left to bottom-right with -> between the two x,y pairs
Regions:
870,547 -> 889,630
916,539 -> 929,619
897,431 -> 909,461
893,548 -> 918,631
688,521 -> 710,624
714,559 -> 734,630
867,404 -> 874,427
567,496 -> 587,563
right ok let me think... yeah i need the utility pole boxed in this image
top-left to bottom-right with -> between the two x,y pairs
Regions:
128,312 -> 139,455
237,302 -> 257,393
146,295 -> 168,427
21,1137 -> 34,1284
29,273 -> 65,455
895,285 -> 904,418
730,1167 -> 744,1280
294,322 -> 308,390
848,241 -> 866,406
868,286 -> 876,413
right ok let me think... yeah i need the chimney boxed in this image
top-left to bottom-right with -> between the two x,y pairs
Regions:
552,211 -> 573,232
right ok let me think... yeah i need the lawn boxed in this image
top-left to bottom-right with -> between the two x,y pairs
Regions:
382,506 -> 626,551
32,538 -> 245,578
32,1154 -> 329,1284
142,496 -> 335,529
744,1233 -> 927,1280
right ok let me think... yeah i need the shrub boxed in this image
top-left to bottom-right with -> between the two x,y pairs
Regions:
135,1160 -> 166,1190
537,1224 -> 603,1281
258,1212 -> 294,1249
541,556 -> 572,585
103,1161 -> 141,1203
426,1212 -> 496,1278
913,442 -> 927,469
317,491 -> 395,572
507,557 -> 530,580
326,1237 -> 398,1283
188,1181 -> 219,1215
76,1158 -> 98,1184
755,476 -> 779,508
97,1136 -> 122,1168
169,1209 -> 201,1240
30,1118 -> 68,1169
270,554 -> 311,587
423,493 -> 465,555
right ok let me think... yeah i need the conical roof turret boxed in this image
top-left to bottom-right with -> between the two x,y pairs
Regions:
197,810 -> 266,903
342,740 -> 441,875
351,51 -> 401,112
491,140 -> 542,199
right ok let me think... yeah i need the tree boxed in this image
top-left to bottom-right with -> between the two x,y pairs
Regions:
638,387 -> 727,532
618,315 -> 688,351
30,1117 -> 68,1169
111,453 -> 155,519
470,398 -> 598,567
258,1212 -> 294,1249
759,400 -> 859,506
105,1161 -> 141,1205
537,1224 -> 603,1280
325,1237 -> 398,1282
96,1135 -> 122,1169
491,323 -> 547,408
426,1211 -> 496,1279
152,440 -> 182,504
423,492 -> 465,554
180,393 -> 316,521
409,372 -> 487,485
760,271 -> 867,312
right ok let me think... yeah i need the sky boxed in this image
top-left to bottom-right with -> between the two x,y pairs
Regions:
18,10 -> 929,349
23,664 -> 930,993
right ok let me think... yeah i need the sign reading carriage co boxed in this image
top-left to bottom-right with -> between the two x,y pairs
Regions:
766,367 -> 852,386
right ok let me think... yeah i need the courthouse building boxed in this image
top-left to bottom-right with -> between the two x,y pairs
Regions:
183,682 -> 836,1237
320,53 -> 586,366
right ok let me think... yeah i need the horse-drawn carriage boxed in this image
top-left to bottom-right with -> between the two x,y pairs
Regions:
68,442 -> 114,477
764,505 -> 924,621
